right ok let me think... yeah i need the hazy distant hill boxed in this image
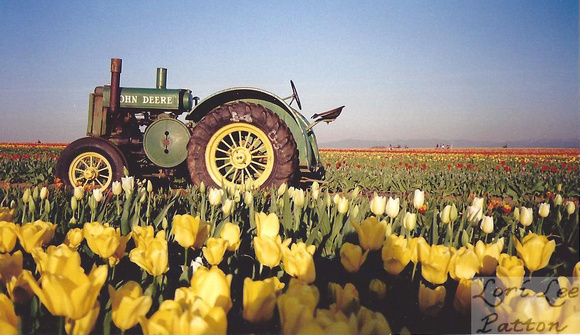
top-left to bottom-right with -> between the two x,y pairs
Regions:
320,138 -> 580,149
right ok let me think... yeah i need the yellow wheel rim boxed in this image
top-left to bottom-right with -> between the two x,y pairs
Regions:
206,123 -> 274,188
68,152 -> 113,189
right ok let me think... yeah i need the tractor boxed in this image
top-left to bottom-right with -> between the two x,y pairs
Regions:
56,58 -> 343,190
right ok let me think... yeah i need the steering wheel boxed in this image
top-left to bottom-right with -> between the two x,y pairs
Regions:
290,80 -> 302,110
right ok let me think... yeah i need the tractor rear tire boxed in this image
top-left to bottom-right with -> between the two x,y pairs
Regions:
56,137 -> 127,189
187,101 -> 299,190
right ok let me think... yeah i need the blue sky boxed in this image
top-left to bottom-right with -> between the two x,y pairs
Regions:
0,1 -> 577,147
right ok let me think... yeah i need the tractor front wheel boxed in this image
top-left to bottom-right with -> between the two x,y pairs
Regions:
187,102 -> 298,190
56,137 -> 127,189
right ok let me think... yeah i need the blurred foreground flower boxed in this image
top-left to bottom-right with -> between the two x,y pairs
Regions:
418,282 -> 446,316
243,277 -> 284,323
16,220 -> 56,253
0,293 -> 19,335
282,242 -> 316,284
340,242 -> 369,273
0,221 -> 18,253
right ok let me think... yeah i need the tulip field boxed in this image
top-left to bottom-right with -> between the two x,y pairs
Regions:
0,143 -> 579,334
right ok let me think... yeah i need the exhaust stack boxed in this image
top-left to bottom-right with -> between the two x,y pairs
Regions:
110,58 -> 122,116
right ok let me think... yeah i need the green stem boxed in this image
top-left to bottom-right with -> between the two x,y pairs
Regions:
58,316 -> 65,335
184,248 -> 189,267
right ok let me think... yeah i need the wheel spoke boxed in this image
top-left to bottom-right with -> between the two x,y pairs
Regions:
244,168 -> 254,181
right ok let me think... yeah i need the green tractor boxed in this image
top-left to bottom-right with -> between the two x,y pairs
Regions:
56,58 -> 343,190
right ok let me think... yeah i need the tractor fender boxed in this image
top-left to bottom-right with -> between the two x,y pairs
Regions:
185,87 -> 317,169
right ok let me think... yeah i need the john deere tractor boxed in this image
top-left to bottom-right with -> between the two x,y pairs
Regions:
56,58 -> 343,190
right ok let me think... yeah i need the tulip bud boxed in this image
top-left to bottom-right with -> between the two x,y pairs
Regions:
28,199 -> 36,212
33,187 -> 39,200
111,181 -> 122,196
325,192 -> 332,208
311,181 -> 320,200
369,194 -> 387,216
413,189 -> 425,209
403,212 -> 417,231
351,186 -> 360,199
147,180 -> 153,193
199,181 -> 206,193
369,279 -> 387,303
208,188 -> 223,206
139,189 -> 147,203
467,206 -> 482,226
277,183 -> 287,197
538,203 -> 550,218
92,189 -> 103,202
244,191 -> 253,207
22,188 -> 31,203
450,204 -> 458,222
440,205 -> 452,224
71,196 -> 78,211
351,205 -> 359,219
74,186 -> 84,200
222,199 -> 234,215
336,196 -> 349,215
565,201 -> 576,215
512,207 -> 520,221
121,176 -> 134,196
385,197 -> 400,219
519,207 -> 533,227
40,187 -> 48,200
292,189 -> 305,208
480,216 -> 494,234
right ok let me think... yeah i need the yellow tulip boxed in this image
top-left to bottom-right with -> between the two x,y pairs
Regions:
16,220 -> 56,253
329,282 -> 360,315
31,244 -> 82,276
243,277 -> 284,323
293,188 -> 306,207
108,281 -> 152,331
65,300 -> 100,335
357,306 -> 392,335
172,214 -> 210,249
254,235 -> 289,268
83,222 -> 125,259
340,242 -> 369,273
177,307 -> 228,335
419,244 -> 453,285
188,266 -> 233,313
480,216 -> 494,234
369,279 -> 387,303
255,212 -> 280,238
64,228 -> 84,249
574,261 -> 580,278
131,225 -> 155,247
448,245 -> 479,281
418,282 -> 446,316
220,222 -> 241,252
0,293 -> 19,335
23,263 -> 107,320
282,242 -> 316,284
0,221 -> 18,253
0,250 -> 22,285
107,232 -> 131,267
565,201 -> 576,215
202,237 -> 229,266
0,207 -> 15,221
409,236 -> 428,264
350,216 -> 387,251
129,230 -> 169,276
473,239 -> 503,275
336,195 -> 349,214
381,234 -> 411,275
513,233 -> 555,273
495,253 -> 525,289
453,278 -> 472,314
278,293 -> 316,335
